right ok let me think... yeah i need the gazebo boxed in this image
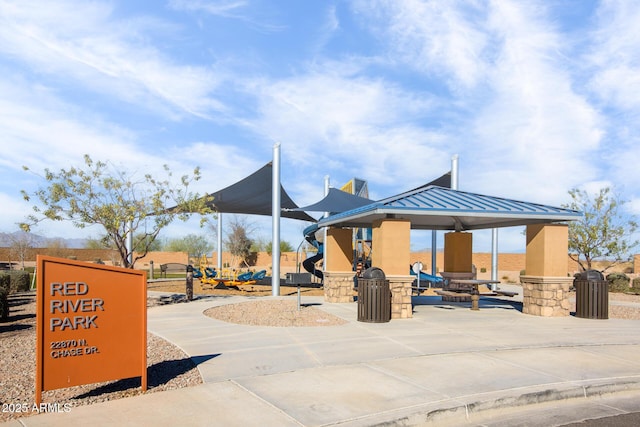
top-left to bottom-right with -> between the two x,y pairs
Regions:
316,185 -> 582,319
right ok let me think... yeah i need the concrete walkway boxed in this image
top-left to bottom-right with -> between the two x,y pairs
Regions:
6,293 -> 640,426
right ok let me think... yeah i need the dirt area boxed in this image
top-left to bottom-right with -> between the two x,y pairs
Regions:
147,278 -> 326,298
204,300 -> 348,327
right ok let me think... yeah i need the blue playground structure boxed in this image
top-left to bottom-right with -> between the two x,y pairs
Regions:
410,267 -> 444,287
302,223 -> 323,280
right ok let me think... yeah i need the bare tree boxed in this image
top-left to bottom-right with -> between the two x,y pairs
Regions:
224,216 -> 257,267
8,232 -> 38,269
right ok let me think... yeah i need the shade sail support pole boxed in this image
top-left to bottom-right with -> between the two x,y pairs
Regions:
217,213 -> 222,270
322,175 -> 329,277
126,219 -> 133,267
272,142 -> 281,296
491,228 -> 498,290
431,231 -> 437,275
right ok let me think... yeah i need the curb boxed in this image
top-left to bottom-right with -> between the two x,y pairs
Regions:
333,379 -> 640,426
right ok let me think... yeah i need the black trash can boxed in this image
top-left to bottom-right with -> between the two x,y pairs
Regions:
357,267 -> 391,323
574,270 -> 608,319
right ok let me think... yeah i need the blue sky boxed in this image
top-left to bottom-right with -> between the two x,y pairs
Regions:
1,0 -> 639,253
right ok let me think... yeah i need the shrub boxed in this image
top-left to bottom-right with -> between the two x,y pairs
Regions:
0,274 -> 10,292
606,272 -> 630,293
4,271 -> 31,293
633,277 -> 640,289
0,275 -> 9,321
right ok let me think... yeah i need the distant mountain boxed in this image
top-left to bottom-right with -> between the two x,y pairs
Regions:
0,231 -> 88,249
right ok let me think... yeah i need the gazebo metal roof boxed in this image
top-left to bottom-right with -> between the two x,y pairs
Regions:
317,185 -> 582,231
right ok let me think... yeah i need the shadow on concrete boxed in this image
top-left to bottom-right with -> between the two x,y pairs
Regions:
73,354 -> 220,399
411,295 -> 523,312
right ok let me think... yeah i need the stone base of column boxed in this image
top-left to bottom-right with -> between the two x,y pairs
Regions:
388,275 -> 413,319
323,271 -> 355,303
521,275 -> 573,317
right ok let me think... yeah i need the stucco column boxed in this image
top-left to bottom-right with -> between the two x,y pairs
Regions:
371,218 -> 411,275
522,224 -> 571,316
371,218 -> 413,318
441,232 -> 474,302
323,228 -> 354,303
443,232 -> 473,273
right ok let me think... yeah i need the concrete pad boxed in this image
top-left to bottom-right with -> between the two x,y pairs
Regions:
371,351 -> 562,397
194,341 -> 324,382
387,329 -> 509,355
484,346 -> 640,382
236,364 -> 444,426
579,344 -> 640,365
302,335 -> 422,365
14,382 -> 300,427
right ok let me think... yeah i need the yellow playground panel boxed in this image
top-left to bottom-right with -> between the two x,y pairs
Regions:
195,255 -> 266,288
341,178 -> 372,273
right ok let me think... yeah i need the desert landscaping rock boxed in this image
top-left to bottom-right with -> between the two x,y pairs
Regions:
204,299 -> 348,327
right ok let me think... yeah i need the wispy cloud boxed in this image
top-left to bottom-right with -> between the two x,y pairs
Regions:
0,0 -> 224,119
350,0 -> 604,205
0,73 -> 137,172
354,0 -> 489,91
168,0 -> 286,32
248,67 -> 450,191
1,0 -> 637,250
585,0 -> 640,191
588,0 -> 640,110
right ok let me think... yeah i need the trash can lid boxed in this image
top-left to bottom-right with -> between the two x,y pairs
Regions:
362,267 -> 385,279
576,269 -> 604,281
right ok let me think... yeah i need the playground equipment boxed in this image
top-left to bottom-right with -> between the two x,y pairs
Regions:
226,269 -> 267,287
353,239 -> 372,276
299,178 -> 373,281
190,266 -> 203,279
410,264 -> 444,285
301,223 -> 323,280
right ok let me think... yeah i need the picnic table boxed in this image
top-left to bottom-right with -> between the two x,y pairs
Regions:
435,279 -> 501,311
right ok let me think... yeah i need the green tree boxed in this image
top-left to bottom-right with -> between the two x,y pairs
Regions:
85,233 -> 163,252
84,236 -> 111,250
563,187 -> 638,272
165,234 -> 212,258
21,155 -> 212,268
265,240 -> 294,255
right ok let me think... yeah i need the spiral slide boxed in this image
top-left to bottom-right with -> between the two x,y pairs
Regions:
302,224 -> 323,280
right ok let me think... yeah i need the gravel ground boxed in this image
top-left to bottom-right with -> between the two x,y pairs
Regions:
2,283 -> 639,422
0,292 -> 201,423
205,299 -> 348,327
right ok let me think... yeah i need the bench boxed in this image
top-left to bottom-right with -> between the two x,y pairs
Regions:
494,290 -> 518,297
159,263 -> 188,278
434,289 -> 474,302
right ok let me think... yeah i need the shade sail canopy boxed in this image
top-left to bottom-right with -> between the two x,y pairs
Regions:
190,162 -> 316,222
317,185 -> 582,231
411,171 -> 452,190
290,188 -> 372,214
